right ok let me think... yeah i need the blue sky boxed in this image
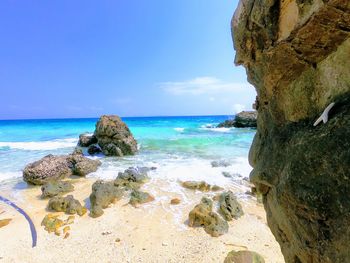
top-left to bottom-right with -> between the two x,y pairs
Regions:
0,0 -> 256,120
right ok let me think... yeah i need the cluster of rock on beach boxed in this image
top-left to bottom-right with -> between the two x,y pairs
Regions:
18,114 -> 265,261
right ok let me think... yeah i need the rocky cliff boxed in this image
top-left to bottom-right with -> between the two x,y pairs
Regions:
232,1 -> 350,262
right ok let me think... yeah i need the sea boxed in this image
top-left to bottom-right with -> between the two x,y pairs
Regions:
0,115 -> 255,197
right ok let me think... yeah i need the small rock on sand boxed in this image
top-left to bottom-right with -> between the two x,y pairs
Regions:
0,218 -> 12,228
170,198 -> 181,205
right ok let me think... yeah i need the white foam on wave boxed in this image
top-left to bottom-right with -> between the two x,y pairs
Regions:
200,127 -> 232,133
174,127 -> 185,132
0,171 -> 22,182
0,138 -> 78,150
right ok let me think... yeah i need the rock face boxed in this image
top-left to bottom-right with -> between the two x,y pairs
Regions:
188,197 -> 229,237
217,111 -> 257,128
23,153 -> 101,185
94,115 -> 138,156
89,180 -> 124,218
129,190 -> 154,207
78,133 -> 97,147
114,167 -> 153,190
232,0 -> 350,262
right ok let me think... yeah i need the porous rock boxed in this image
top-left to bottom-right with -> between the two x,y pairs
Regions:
219,191 -> 244,221
41,181 -> 74,198
48,195 -> 87,216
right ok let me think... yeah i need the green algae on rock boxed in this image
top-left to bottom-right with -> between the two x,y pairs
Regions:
188,197 -> 228,237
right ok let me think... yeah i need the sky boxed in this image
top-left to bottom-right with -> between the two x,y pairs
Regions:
0,0 -> 256,120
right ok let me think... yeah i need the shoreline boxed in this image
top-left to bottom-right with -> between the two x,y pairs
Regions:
0,176 -> 284,263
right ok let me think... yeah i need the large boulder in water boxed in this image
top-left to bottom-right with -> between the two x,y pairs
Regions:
78,133 -> 97,147
217,111 -> 257,128
94,115 -> 137,156
23,153 -> 101,185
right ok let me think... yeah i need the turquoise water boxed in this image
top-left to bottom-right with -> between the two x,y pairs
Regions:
0,116 -> 255,185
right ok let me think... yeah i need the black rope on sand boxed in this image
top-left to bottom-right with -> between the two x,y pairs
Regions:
0,195 -> 37,247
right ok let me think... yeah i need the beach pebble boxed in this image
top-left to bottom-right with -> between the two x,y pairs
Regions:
170,198 -> 181,205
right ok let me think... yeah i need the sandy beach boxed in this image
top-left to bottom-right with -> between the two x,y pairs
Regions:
0,176 -> 284,263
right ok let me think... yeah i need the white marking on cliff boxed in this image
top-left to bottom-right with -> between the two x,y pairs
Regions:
313,102 -> 335,126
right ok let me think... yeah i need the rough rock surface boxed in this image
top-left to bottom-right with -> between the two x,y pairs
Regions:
217,111 -> 257,128
114,167 -> 153,190
87,144 -> 102,155
23,153 -> 101,185
129,190 -> 154,207
41,181 -> 74,198
232,0 -> 350,262
78,133 -> 97,147
219,191 -> 244,221
224,250 -> 265,263
48,195 -> 87,216
188,197 -> 229,237
89,180 -> 124,218
94,115 -> 138,156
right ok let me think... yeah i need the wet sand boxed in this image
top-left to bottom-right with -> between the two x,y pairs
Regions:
0,177 -> 284,263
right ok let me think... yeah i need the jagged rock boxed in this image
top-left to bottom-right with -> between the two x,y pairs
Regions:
217,111 -> 257,128
23,153 -> 101,185
0,218 -> 12,228
224,250 -> 265,263
94,115 -> 137,156
41,214 -> 75,235
129,190 -> 154,207
188,197 -> 228,237
219,191 -> 244,221
72,147 -> 83,155
48,195 -> 87,216
87,144 -> 102,155
222,172 -> 242,178
181,181 -> 223,192
211,160 -> 231,167
78,133 -> 97,147
41,181 -> 74,198
114,167 -> 152,190
232,0 -> 350,261
89,180 -> 124,218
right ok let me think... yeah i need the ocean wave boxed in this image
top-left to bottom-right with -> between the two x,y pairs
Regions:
0,138 -> 78,150
200,127 -> 232,133
174,127 -> 185,132
0,171 -> 22,181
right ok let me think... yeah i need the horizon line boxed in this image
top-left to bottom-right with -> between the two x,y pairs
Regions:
0,113 -> 238,122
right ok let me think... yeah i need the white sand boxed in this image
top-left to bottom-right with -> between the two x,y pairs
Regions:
0,177 -> 285,263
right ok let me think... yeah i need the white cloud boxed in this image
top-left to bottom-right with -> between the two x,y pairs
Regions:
160,76 -> 253,95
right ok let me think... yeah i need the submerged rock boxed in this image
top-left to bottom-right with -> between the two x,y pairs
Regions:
219,191 -> 244,221
188,197 -> 228,237
224,250 -> 265,263
211,160 -> 231,167
129,190 -> 154,207
89,180 -> 124,218
48,195 -> 87,216
23,153 -> 101,185
41,181 -> 74,198
94,115 -> 138,156
78,133 -> 97,147
181,181 -> 223,192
